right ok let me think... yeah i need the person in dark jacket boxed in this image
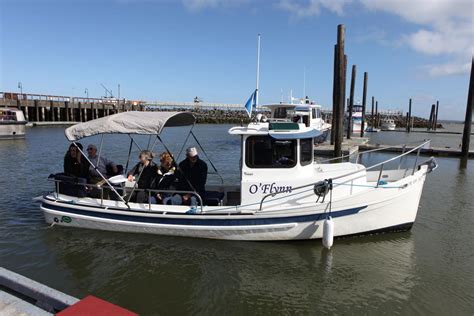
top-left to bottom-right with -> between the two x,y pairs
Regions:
64,143 -> 89,179
127,150 -> 158,203
153,152 -> 179,204
177,147 -> 208,205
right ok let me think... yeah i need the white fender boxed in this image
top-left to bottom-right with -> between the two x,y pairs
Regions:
322,216 -> 334,249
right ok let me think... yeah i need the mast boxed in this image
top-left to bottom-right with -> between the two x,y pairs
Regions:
255,33 -> 261,108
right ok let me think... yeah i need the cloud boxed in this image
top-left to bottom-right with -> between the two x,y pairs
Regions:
425,61 -> 472,77
359,0 -> 473,77
182,0 -> 249,10
276,0 -> 351,18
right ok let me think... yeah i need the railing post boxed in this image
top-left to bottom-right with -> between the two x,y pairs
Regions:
398,145 -> 406,170
412,147 -> 422,175
376,163 -> 384,188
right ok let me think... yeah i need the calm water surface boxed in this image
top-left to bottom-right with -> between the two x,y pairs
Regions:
0,124 -> 473,315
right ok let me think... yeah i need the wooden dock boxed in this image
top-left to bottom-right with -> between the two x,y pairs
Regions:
359,144 -> 474,158
314,137 -> 368,157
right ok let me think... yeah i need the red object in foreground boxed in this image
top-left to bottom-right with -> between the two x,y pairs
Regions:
57,295 -> 138,316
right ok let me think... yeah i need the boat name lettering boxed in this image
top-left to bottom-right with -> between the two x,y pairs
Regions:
249,183 -> 292,194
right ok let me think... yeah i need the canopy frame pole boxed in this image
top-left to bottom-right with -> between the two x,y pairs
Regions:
72,142 -> 127,205
157,135 -> 198,195
126,158 -> 150,204
146,135 -> 153,150
128,134 -> 143,152
176,124 -> 195,162
96,134 -> 104,172
190,130 -> 224,184
124,138 -> 133,174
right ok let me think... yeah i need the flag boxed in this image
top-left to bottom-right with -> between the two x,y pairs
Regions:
244,89 -> 257,117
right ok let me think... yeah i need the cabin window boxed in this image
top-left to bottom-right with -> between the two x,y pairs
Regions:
300,138 -> 313,165
245,136 -> 296,168
273,108 -> 288,119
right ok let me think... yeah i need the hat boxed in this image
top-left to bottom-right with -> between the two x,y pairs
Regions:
186,147 -> 198,157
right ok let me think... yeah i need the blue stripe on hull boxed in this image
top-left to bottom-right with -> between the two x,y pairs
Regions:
41,202 -> 367,226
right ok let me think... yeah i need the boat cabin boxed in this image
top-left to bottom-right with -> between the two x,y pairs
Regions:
265,103 -> 323,128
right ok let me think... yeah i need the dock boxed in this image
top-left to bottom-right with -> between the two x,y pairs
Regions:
359,144 -> 474,158
0,267 -> 136,315
314,137 -> 368,157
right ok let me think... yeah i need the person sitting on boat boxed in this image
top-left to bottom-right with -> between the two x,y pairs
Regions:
127,150 -> 158,203
64,143 -> 90,179
86,144 -> 118,184
153,152 -> 179,205
177,147 -> 208,205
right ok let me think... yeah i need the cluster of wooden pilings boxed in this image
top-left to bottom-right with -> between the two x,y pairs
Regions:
329,24 -> 473,160
0,93 -> 143,123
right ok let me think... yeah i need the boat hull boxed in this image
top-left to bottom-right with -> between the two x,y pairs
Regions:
0,122 -> 26,139
41,167 -> 428,241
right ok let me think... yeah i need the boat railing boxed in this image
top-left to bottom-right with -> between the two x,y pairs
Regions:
316,139 -> 431,165
258,140 -> 433,211
48,178 -> 204,212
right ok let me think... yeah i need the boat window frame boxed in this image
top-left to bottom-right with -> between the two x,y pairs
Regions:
300,138 -> 313,166
245,135 -> 297,169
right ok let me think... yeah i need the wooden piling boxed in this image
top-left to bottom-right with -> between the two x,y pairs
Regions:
334,24 -> 346,158
375,100 -> 378,128
371,96 -> 374,129
360,72 -> 367,137
434,100 -> 439,130
347,64 -> 356,139
65,101 -> 70,121
428,104 -> 435,131
34,100 -> 39,122
407,98 -> 412,132
331,45 -> 338,145
461,58 -> 474,158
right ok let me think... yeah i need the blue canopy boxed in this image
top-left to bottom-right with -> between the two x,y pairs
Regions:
269,129 -> 322,140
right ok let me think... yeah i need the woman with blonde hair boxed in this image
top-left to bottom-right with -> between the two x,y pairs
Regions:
127,150 -> 158,203
154,152 -> 179,204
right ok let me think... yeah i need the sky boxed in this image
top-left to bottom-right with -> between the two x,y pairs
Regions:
0,0 -> 472,120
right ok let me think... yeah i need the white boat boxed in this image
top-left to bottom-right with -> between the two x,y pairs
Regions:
40,111 -> 437,241
0,108 -> 27,139
345,104 -> 363,134
365,127 -> 380,133
264,99 -> 331,144
381,119 -> 396,131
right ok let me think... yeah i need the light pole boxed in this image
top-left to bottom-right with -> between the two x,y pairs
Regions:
18,82 -> 23,94
84,88 -> 89,99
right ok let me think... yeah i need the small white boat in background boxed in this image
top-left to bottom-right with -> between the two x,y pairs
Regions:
345,104 -> 363,134
264,98 -> 331,144
40,111 -> 437,241
0,108 -> 27,139
365,126 -> 380,133
381,119 -> 397,131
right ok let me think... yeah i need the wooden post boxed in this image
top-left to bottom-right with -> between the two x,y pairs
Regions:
360,72 -> 367,137
371,96 -> 374,129
331,45 -> 338,145
375,101 -> 378,128
41,106 -> 45,122
78,102 -> 83,122
65,101 -> 70,121
407,98 -> 412,133
34,100 -> 39,122
428,104 -> 435,130
334,24 -> 346,158
347,65 -> 356,139
434,100 -> 439,130
461,57 -> 473,158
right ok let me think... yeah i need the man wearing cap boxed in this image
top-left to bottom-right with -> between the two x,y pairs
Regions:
178,147 -> 208,202
87,144 -> 118,184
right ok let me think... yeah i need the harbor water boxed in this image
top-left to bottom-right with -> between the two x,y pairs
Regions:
0,124 -> 473,315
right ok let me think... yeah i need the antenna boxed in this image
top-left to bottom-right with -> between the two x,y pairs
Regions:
303,65 -> 306,97
255,33 -> 261,108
